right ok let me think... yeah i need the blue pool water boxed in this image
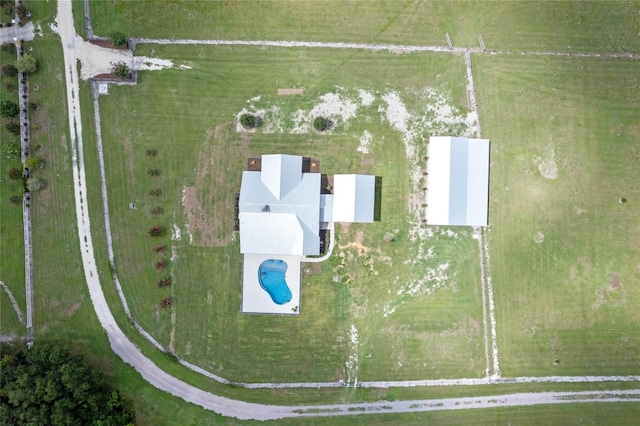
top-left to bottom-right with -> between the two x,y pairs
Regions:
258,259 -> 292,305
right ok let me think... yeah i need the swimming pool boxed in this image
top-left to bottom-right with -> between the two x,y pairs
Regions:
258,259 -> 292,305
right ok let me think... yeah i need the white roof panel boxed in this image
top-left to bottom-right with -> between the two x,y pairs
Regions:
332,174 -> 376,223
426,137 -> 452,225
426,137 -> 489,227
239,212 -> 304,255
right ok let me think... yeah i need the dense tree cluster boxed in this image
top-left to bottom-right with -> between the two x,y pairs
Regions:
0,345 -> 135,426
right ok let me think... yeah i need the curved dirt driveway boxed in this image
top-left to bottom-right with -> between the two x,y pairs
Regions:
54,0 -> 640,420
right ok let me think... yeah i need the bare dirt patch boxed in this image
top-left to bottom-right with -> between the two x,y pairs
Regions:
277,87 -> 304,95
64,298 -> 82,317
533,231 -> 545,243
593,272 -> 627,309
538,159 -> 558,179
183,124 -> 241,247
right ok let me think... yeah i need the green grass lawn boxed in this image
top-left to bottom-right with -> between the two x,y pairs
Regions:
89,0 -> 640,53
475,53 -> 640,376
0,37 -> 26,328
4,1 -> 639,424
96,44 -> 485,382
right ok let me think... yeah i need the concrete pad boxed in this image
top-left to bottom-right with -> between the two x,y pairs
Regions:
242,254 -> 302,315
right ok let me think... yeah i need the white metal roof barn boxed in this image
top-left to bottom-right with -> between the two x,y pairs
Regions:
426,136 -> 490,227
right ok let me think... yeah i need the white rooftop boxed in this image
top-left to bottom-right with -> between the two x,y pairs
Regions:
239,154 -> 321,256
332,174 -> 376,223
426,136 -> 490,227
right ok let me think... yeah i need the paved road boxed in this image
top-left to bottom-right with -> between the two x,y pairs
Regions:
56,0 -> 640,420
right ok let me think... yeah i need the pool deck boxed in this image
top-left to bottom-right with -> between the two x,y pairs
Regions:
242,254 -> 302,315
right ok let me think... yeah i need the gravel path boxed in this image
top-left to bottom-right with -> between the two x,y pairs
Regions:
57,0 -> 640,419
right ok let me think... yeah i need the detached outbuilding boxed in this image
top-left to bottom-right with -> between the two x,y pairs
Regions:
426,136 -> 490,227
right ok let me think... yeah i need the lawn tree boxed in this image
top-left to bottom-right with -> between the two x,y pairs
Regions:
17,54 -> 37,74
0,63 -> 18,77
0,345 -> 135,426
313,116 -> 331,132
240,113 -> 257,129
5,120 -> 20,135
112,62 -> 130,79
0,100 -> 19,118
109,31 -> 128,48
0,41 -> 16,54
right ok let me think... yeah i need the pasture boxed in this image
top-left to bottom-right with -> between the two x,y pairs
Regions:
475,53 -> 640,376
97,44 -> 486,382
2,0 -> 639,424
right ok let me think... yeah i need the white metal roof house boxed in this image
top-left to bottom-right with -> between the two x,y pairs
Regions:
426,136 -> 490,227
238,154 -> 378,314
239,154 -> 321,256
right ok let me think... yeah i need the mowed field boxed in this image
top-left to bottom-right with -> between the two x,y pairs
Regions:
475,54 -> 640,376
2,1 -> 639,424
97,44 -> 487,382
90,0 -> 640,53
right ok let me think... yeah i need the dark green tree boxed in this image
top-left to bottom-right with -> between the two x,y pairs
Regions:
109,32 -> 128,48
0,41 -> 16,54
0,345 -> 135,426
0,100 -> 19,118
112,62 -> 130,80
0,64 -> 18,77
5,120 -> 20,135
313,116 -> 331,132
239,113 -> 256,129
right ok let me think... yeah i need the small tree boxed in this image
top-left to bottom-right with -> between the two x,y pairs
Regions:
147,168 -> 160,177
9,167 -> 22,180
151,206 -> 163,216
159,297 -> 172,308
17,54 -> 37,73
1,63 -> 18,77
239,113 -> 257,129
0,100 -> 19,118
25,156 -> 38,169
10,194 -> 22,205
5,120 -> 20,135
154,259 -> 167,270
0,0 -> 13,17
157,277 -> 172,288
3,81 -> 17,92
153,244 -> 166,253
148,225 -> 164,237
146,148 -> 158,157
1,41 -> 16,54
150,188 -> 162,197
112,62 -> 130,80
313,116 -> 331,132
109,32 -> 128,48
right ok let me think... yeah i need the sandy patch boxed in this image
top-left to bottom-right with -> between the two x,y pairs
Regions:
171,223 -> 182,241
593,273 -> 626,309
344,324 -> 359,386
538,159 -> 558,179
277,87 -> 304,95
357,130 -> 372,154
533,232 -> 545,243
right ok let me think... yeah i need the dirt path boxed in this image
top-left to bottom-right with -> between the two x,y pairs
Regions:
0,280 -> 26,326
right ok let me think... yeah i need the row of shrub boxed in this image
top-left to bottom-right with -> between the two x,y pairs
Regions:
144,148 -> 173,309
240,113 -> 333,132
